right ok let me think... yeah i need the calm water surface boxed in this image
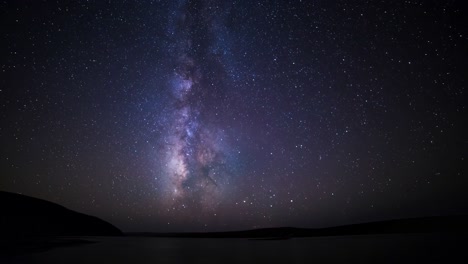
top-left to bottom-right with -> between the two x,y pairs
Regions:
4,233 -> 465,263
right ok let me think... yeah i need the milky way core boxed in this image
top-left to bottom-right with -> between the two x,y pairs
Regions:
158,1 -> 233,215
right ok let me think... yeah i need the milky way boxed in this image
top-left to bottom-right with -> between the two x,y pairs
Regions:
159,0 -> 233,213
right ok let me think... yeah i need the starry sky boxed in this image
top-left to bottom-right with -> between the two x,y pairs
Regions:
1,0 -> 466,232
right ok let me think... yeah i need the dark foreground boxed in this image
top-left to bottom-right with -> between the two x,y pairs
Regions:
1,233 -> 465,264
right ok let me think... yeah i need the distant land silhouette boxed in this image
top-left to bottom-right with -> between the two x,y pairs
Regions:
0,191 -> 122,237
1,191 -> 467,260
130,215 -> 468,239
2,191 -> 466,240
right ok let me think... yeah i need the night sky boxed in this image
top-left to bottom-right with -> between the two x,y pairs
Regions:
1,0 -> 466,232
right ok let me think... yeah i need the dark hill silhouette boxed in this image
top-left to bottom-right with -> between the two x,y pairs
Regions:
0,191 -> 122,237
130,215 -> 468,239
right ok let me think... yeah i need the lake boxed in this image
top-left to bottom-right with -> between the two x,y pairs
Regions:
2,233 -> 464,263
